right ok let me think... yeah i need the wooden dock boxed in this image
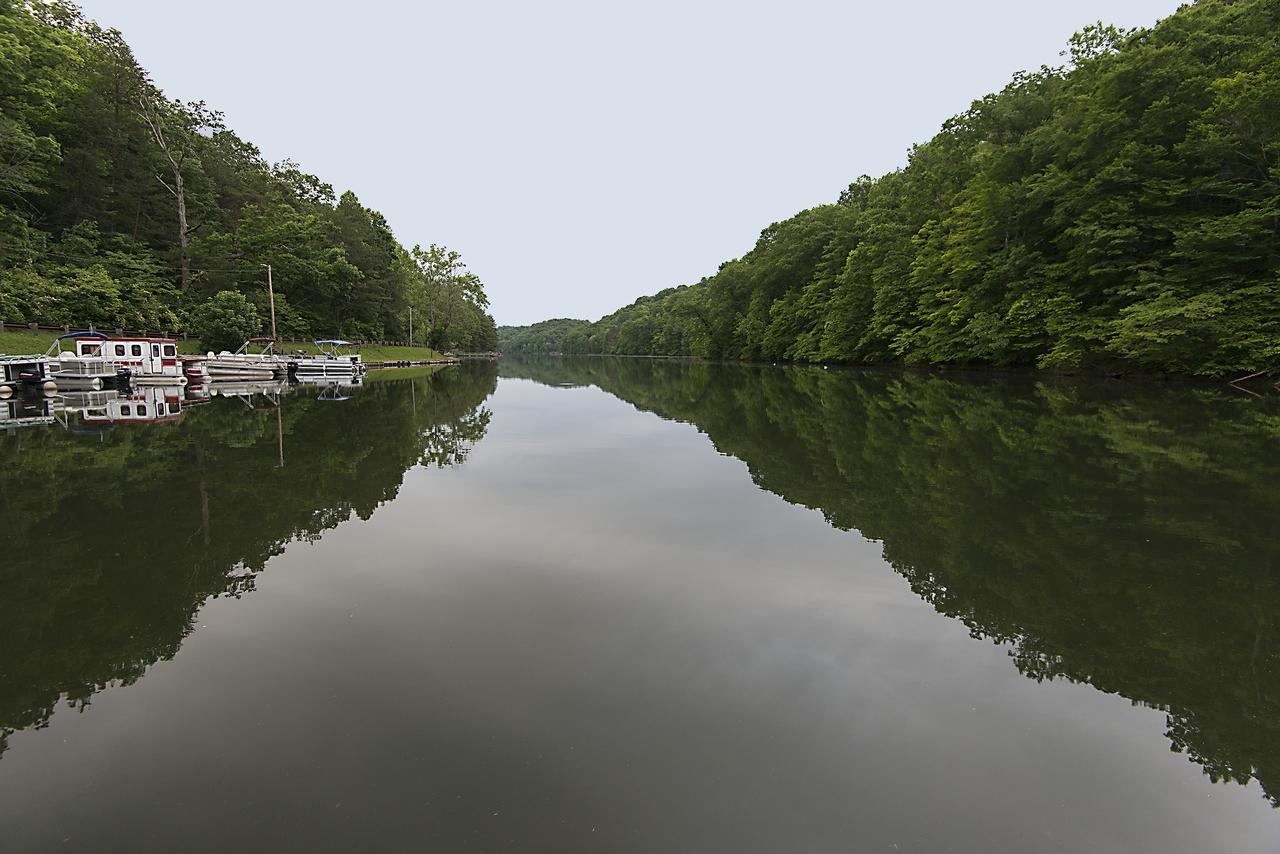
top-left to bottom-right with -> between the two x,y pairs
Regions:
365,358 -> 462,369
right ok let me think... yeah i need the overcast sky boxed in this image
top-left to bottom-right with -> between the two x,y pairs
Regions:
78,0 -> 1181,325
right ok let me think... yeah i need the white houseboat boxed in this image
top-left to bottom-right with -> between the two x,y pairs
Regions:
86,337 -> 187,384
45,332 -> 125,390
292,340 -> 366,380
205,338 -> 289,381
0,354 -> 56,396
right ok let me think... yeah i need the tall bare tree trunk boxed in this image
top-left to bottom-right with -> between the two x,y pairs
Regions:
138,94 -> 192,292
173,167 -> 189,291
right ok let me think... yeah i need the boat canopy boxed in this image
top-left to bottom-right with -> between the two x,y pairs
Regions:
314,339 -> 354,346
46,330 -> 110,357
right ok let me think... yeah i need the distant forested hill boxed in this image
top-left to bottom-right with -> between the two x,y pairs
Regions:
499,0 -> 1279,377
0,0 -> 496,350
497,318 -> 591,354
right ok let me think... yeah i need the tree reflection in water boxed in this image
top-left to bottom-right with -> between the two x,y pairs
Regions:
503,356 -> 1280,805
0,363 -> 496,759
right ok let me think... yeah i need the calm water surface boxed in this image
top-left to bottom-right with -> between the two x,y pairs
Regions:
1,359 -> 1278,851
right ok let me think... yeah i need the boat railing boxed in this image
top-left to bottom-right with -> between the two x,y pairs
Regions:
50,357 -> 112,377
233,337 -> 280,357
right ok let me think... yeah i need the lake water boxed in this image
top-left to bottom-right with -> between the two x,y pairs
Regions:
1,359 -> 1277,851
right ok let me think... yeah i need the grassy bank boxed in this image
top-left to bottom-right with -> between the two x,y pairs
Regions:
0,329 -> 445,363
274,341 -> 449,362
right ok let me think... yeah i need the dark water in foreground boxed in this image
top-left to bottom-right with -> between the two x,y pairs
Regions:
1,359 -> 1278,851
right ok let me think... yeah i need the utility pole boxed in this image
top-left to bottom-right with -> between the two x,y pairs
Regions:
262,263 -> 277,340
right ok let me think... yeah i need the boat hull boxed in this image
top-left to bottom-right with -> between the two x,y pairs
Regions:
50,375 -> 105,390
130,373 -> 188,386
292,357 -> 365,379
49,357 -> 121,390
207,366 -> 278,380
205,355 -> 289,380
293,365 -> 359,378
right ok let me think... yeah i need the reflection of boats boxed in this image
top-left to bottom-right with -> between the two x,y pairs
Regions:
52,390 -> 119,435
209,379 -> 290,410
206,338 -> 289,381
55,389 -> 119,414
316,384 -> 353,401
294,374 -> 364,387
0,353 -> 56,396
93,336 -> 187,384
209,379 -> 290,398
300,375 -> 364,402
53,386 -> 209,432
82,385 -> 186,425
184,384 -> 212,405
45,332 -> 127,390
0,394 -> 56,429
292,340 -> 366,380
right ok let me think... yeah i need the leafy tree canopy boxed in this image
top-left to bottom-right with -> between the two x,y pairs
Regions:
501,0 -> 1280,378
189,290 -> 261,353
0,0 -> 496,350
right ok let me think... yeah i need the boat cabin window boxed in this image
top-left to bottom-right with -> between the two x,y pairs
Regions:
137,405 -> 147,417
83,344 -> 101,356
120,405 -> 131,416
152,344 -> 160,357
157,403 -> 166,415
115,345 -> 126,356
163,344 -> 176,357
131,344 -> 142,357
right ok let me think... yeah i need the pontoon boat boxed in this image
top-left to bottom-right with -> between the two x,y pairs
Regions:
46,332 -> 127,389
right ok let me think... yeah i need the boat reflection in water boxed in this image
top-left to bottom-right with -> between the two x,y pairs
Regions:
80,385 -> 187,425
298,374 -> 364,402
0,394 -> 56,430
3,372 -> 373,436
52,389 -> 118,428
0,361 -> 495,769
207,379 -> 290,408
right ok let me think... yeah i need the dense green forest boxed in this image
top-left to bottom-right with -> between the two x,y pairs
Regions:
0,0 -> 496,351
0,364 -> 496,760
503,355 -> 1280,803
501,0 -> 1280,377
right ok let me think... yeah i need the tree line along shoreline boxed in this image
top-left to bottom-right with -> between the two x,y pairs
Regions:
0,0 -> 497,354
500,0 -> 1280,380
